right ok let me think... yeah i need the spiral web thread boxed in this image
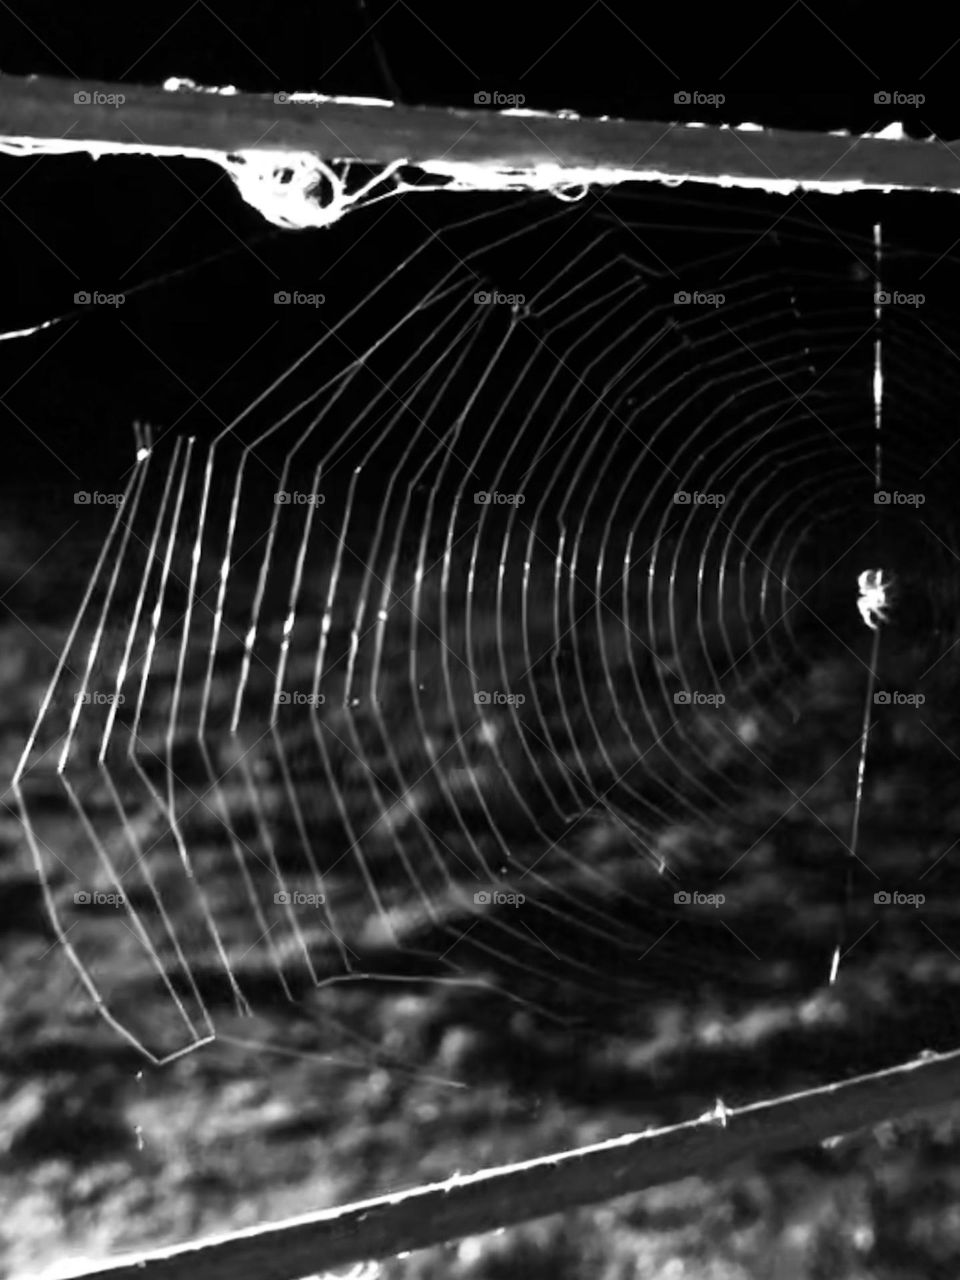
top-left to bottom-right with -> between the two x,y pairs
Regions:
12,185 -> 960,1064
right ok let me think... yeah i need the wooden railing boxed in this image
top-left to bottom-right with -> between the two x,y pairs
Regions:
71,1047 -> 960,1280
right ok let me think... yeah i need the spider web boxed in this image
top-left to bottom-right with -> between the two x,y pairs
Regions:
12,183 -> 960,1064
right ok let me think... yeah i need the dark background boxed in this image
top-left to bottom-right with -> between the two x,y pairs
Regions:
2,1 -> 960,488
1,0 -> 959,131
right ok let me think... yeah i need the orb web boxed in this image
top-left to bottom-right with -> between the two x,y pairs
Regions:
13,184 -> 960,1064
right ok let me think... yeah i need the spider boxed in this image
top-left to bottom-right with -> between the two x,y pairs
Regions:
857,568 -> 895,631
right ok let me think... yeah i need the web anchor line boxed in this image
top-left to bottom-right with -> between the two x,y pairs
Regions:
833,219 -> 887,987
832,625 -> 882,985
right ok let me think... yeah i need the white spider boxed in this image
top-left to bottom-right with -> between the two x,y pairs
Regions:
857,568 -> 894,631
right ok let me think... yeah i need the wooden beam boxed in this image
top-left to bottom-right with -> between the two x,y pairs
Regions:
70,1046 -> 959,1280
0,74 -> 955,195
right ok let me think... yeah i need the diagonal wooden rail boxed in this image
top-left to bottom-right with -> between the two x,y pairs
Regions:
0,73 -> 956,195
69,1047 -> 960,1280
